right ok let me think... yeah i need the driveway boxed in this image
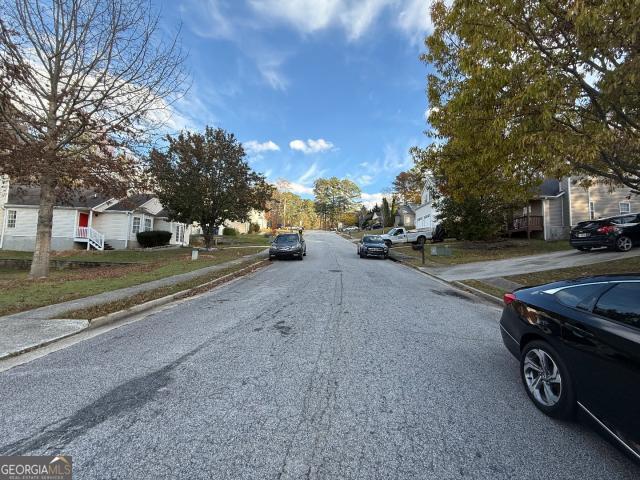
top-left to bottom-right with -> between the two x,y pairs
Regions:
431,247 -> 640,281
0,231 -> 637,479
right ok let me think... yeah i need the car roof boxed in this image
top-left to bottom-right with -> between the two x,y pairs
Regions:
518,274 -> 640,294
591,213 -> 639,222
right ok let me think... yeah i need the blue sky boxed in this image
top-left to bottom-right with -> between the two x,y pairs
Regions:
157,0 -> 434,206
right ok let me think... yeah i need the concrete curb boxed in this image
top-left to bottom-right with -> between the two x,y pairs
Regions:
88,259 -> 270,328
388,253 -> 503,307
450,281 -> 503,306
1,260 -> 270,361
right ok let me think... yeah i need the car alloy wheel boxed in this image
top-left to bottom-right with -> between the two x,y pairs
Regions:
523,348 -> 562,407
520,340 -> 574,419
616,236 -> 633,252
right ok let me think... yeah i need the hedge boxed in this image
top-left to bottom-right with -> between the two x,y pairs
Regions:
222,227 -> 238,236
136,230 -> 173,248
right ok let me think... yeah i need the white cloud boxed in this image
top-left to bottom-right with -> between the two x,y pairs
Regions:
289,138 -> 335,154
179,0 -> 235,40
360,192 -> 384,208
244,140 -> 280,154
297,162 -> 322,184
248,0 -> 435,42
356,174 -> 374,186
397,0 -> 435,46
279,181 -> 314,195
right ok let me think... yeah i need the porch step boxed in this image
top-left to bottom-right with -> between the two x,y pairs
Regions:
103,243 -> 114,251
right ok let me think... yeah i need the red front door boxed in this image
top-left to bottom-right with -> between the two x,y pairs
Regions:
78,212 -> 89,227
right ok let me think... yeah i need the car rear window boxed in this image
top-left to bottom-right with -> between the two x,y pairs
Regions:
554,284 -> 610,310
593,283 -> 640,328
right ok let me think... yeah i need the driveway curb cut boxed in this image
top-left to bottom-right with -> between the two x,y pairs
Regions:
1,260 -> 270,362
0,323 -> 89,361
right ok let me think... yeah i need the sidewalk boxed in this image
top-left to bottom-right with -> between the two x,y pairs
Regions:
424,248 -> 640,281
0,249 -> 267,360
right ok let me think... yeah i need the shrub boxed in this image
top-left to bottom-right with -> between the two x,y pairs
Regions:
222,227 -> 238,236
249,222 -> 261,233
136,230 -> 172,248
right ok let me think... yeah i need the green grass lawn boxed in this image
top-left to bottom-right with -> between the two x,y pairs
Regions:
463,252 -> 640,299
390,239 -> 572,266
0,246 -> 267,316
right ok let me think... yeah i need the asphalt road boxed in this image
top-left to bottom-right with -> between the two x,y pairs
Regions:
0,231 -> 637,479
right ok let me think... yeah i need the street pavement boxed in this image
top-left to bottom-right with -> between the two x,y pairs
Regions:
0,231 -> 637,479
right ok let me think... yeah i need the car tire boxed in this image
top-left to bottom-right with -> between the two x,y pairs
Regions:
384,240 -> 392,248
577,247 -> 591,252
298,254 -> 303,261
520,340 -> 575,420
269,255 -> 275,261
615,235 -> 633,252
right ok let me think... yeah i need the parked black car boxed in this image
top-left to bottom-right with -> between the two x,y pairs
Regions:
269,233 -> 306,260
570,213 -> 640,252
499,276 -> 640,462
357,235 -> 389,259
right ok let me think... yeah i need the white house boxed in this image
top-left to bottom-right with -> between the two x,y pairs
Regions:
0,185 -> 190,251
414,176 -> 440,230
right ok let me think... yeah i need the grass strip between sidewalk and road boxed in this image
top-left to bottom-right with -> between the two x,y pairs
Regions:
62,259 -> 269,320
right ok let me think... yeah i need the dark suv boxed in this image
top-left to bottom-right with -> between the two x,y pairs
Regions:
570,213 -> 640,252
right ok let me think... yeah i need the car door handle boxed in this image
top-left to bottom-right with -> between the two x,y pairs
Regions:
565,323 -> 594,339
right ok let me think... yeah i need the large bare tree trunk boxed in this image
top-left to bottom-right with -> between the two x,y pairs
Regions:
29,176 -> 55,279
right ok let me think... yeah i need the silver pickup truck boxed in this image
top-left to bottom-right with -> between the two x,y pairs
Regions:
379,227 -> 433,247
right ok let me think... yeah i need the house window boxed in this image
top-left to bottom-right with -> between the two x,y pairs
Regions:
6,209 -> 16,228
132,217 -> 141,234
619,202 -> 631,214
144,218 -> 152,231
589,201 -> 596,220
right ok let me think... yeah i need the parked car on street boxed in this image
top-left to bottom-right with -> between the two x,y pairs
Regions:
570,213 -> 640,252
343,226 -> 359,233
379,227 -> 433,247
357,235 -> 389,259
499,275 -> 640,462
269,233 -> 306,260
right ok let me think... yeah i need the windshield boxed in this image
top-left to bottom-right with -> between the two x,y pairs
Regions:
276,234 -> 299,244
363,235 -> 384,244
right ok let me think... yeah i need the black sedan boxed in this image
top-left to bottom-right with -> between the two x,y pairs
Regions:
269,233 -> 306,260
357,235 -> 389,259
500,276 -> 640,461
570,213 -> 640,252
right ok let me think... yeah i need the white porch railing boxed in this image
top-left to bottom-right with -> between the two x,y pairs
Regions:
74,226 -> 105,250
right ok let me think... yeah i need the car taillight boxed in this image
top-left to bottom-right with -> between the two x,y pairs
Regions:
597,225 -> 616,234
503,293 -> 517,305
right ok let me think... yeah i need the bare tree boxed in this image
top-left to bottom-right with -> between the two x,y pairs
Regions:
0,0 -> 186,277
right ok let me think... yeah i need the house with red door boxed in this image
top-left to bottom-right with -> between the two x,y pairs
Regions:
0,185 -> 190,251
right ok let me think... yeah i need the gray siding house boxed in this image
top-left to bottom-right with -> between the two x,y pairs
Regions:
510,177 -> 640,240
